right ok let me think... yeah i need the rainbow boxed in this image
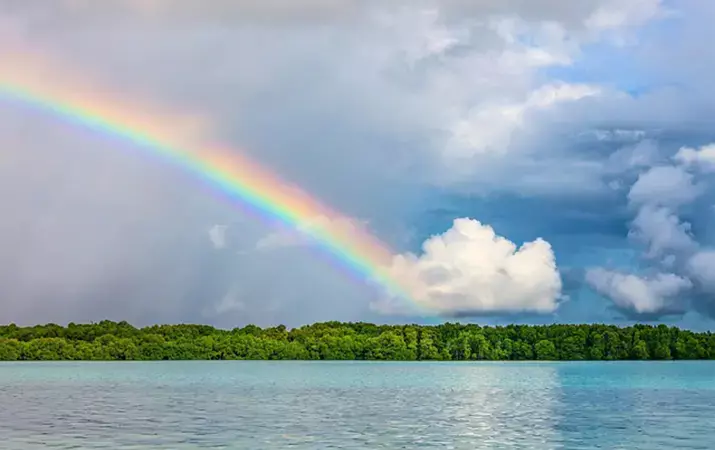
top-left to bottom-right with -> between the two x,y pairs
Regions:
0,50 -> 426,313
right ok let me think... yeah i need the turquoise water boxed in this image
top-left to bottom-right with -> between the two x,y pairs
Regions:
1,361 -> 714,449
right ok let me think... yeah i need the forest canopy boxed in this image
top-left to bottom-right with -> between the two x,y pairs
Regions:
0,321 -> 713,361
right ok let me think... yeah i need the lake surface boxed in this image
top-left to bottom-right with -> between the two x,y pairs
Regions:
1,361 -> 714,449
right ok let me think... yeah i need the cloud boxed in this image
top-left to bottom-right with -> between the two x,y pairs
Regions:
254,229 -> 307,251
201,284 -> 245,318
605,139 -> 661,174
1,0 -> 668,200
13,0 -> 366,26
627,165 -> 702,209
11,0 -> 715,328
585,268 -> 692,316
687,251 -> 715,294
628,205 -> 697,260
207,224 -> 228,249
674,144 -> 715,172
593,129 -> 648,143
375,218 -> 562,316
584,0 -> 663,33
585,136 -> 715,318
447,82 -> 601,159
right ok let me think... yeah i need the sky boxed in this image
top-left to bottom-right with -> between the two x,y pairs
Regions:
2,0 -> 715,330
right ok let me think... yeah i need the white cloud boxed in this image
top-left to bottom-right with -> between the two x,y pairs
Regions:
585,0 -> 663,33
628,165 -> 702,209
674,144 -> 715,172
207,224 -> 228,249
585,268 -> 692,315
448,83 -> 600,158
430,0 -> 661,166
628,205 -> 697,259
375,218 -> 562,315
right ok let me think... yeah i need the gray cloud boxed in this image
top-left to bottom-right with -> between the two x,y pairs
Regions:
585,139 -> 715,319
2,0 -> 366,27
628,165 -> 703,209
605,139 -> 661,174
687,251 -> 715,293
585,268 -> 692,317
628,205 -> 698,260
12,0 -> 655,29
7,0 -> 715,327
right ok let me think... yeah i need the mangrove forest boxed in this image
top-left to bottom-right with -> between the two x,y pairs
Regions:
1,321 -> 714,361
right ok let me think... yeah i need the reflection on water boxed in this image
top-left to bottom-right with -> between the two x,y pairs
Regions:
429,363 -> 561,448
0,361 -> 713,449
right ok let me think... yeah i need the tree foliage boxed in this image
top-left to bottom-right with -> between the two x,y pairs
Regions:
0,321 -> 713,361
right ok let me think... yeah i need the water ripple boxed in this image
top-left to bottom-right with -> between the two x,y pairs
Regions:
0,361 -> 713,449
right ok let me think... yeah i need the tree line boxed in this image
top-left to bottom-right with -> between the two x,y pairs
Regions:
0,321 -> 713,361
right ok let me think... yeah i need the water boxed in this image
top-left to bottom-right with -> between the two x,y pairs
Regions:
0,361 -> 713,449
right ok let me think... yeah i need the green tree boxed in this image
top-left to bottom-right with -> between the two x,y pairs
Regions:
652,340 -> 672,360
535,340 -> 557,360
418,329 -> 441,360
588,333 -> 605,360
631,340 -> 649,360
560,335 -> 586,360
467,332 -> 493,360
0,321 -> 712,362
511,341 -> 534,360
0,339 -> 22,361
